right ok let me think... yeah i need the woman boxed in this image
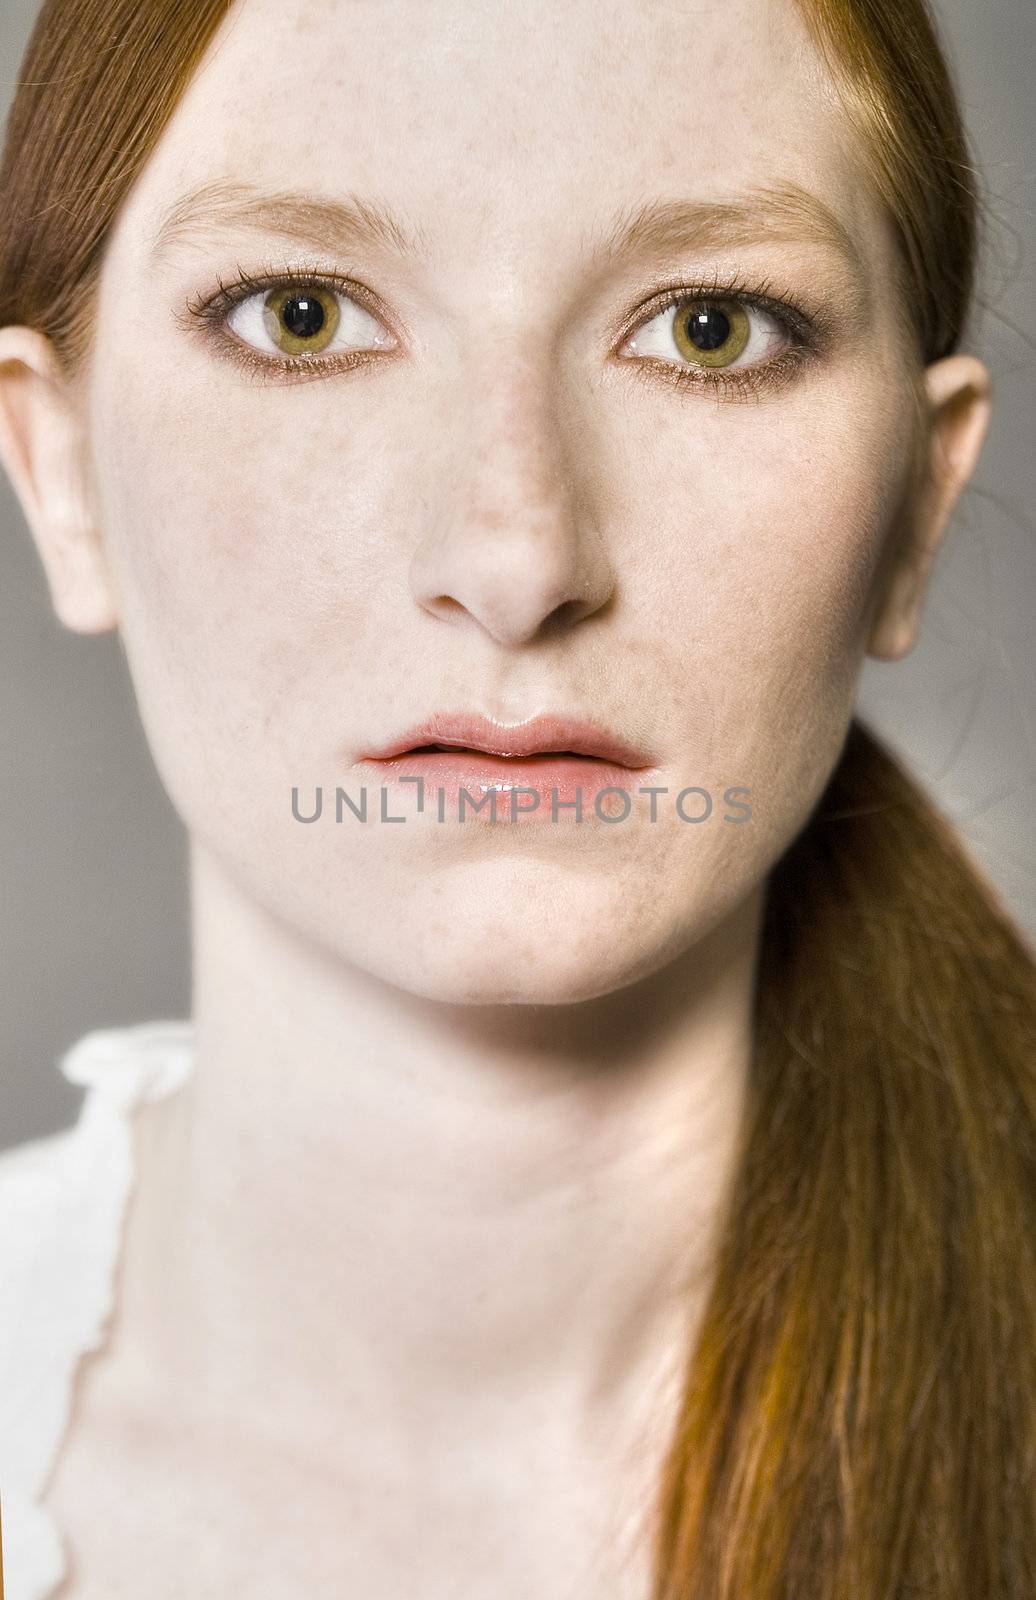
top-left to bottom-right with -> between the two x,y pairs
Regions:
0,0 -> 1033,1594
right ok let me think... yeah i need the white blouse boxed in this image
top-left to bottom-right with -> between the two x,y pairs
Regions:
0,1020 -> 195,1600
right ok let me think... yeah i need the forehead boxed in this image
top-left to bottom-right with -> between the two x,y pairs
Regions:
114,0 -> 888,285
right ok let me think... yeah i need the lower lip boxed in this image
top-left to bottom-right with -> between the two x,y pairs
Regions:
358,750 -> 652,821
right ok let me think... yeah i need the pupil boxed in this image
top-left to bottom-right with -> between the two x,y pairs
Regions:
685,306 -> 730,352
282,295 -> 325,339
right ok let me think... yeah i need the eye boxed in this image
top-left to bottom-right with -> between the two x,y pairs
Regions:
623,295 -> 789,372
224,282 -> 398,360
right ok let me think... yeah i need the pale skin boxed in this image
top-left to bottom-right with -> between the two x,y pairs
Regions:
0,0 -> 991,1592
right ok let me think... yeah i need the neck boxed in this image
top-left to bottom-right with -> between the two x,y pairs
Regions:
116,843 -> 762,1499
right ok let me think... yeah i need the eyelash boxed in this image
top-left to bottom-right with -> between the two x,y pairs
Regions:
179,259 -> 824,400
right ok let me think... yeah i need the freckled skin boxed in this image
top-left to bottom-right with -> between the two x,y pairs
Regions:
1,0 -> 992,1591
84,0 -> 918,1007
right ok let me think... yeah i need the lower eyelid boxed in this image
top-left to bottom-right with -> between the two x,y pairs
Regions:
213,338 -> 806,394
617,341 -> 815,403
213,340 -> 390,386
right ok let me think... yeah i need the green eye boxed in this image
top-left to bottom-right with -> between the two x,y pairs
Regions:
670,299 -> 751,368
260,285 -> 342,355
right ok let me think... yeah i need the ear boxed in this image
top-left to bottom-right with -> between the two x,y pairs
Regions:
0,325 -> 118,633
866,353 -> 991,661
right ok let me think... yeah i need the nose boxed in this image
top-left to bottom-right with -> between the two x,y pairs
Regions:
408,355 -> 616,648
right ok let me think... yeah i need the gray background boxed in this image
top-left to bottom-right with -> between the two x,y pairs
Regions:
2,0 -> 1033,1148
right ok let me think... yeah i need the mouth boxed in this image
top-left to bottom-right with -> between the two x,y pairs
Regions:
360,712 -> 653,769
355,713 -> 657,819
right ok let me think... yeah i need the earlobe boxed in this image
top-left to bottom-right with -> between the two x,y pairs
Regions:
866,353 -> 992,661
0,325 -> 118,634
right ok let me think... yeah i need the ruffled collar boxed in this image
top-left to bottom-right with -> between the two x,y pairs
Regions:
0,1021 -> 195,1599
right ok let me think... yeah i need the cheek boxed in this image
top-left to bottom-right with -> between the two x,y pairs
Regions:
87,370 -> 401,822
609,376 -> 916,855
622,382 -> 913,723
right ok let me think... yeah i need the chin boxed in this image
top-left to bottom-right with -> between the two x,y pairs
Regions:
333,899 -> 690,1009
374,950 -> 653,1008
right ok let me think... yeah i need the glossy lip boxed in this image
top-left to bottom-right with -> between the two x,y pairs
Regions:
359,711 -> 654,769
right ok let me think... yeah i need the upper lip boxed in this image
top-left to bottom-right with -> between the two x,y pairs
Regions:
361,712 -> 654,768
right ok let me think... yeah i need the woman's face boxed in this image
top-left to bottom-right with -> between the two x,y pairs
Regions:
76,0 -> 924,1002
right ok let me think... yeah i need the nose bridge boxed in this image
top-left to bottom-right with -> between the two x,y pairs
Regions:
408,335 -> 616,647
463,348 -> 568,526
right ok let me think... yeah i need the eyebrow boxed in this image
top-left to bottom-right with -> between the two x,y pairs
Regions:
149,179 -> 432,266
150,176 -> 861,282
585,182 -> 859,271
